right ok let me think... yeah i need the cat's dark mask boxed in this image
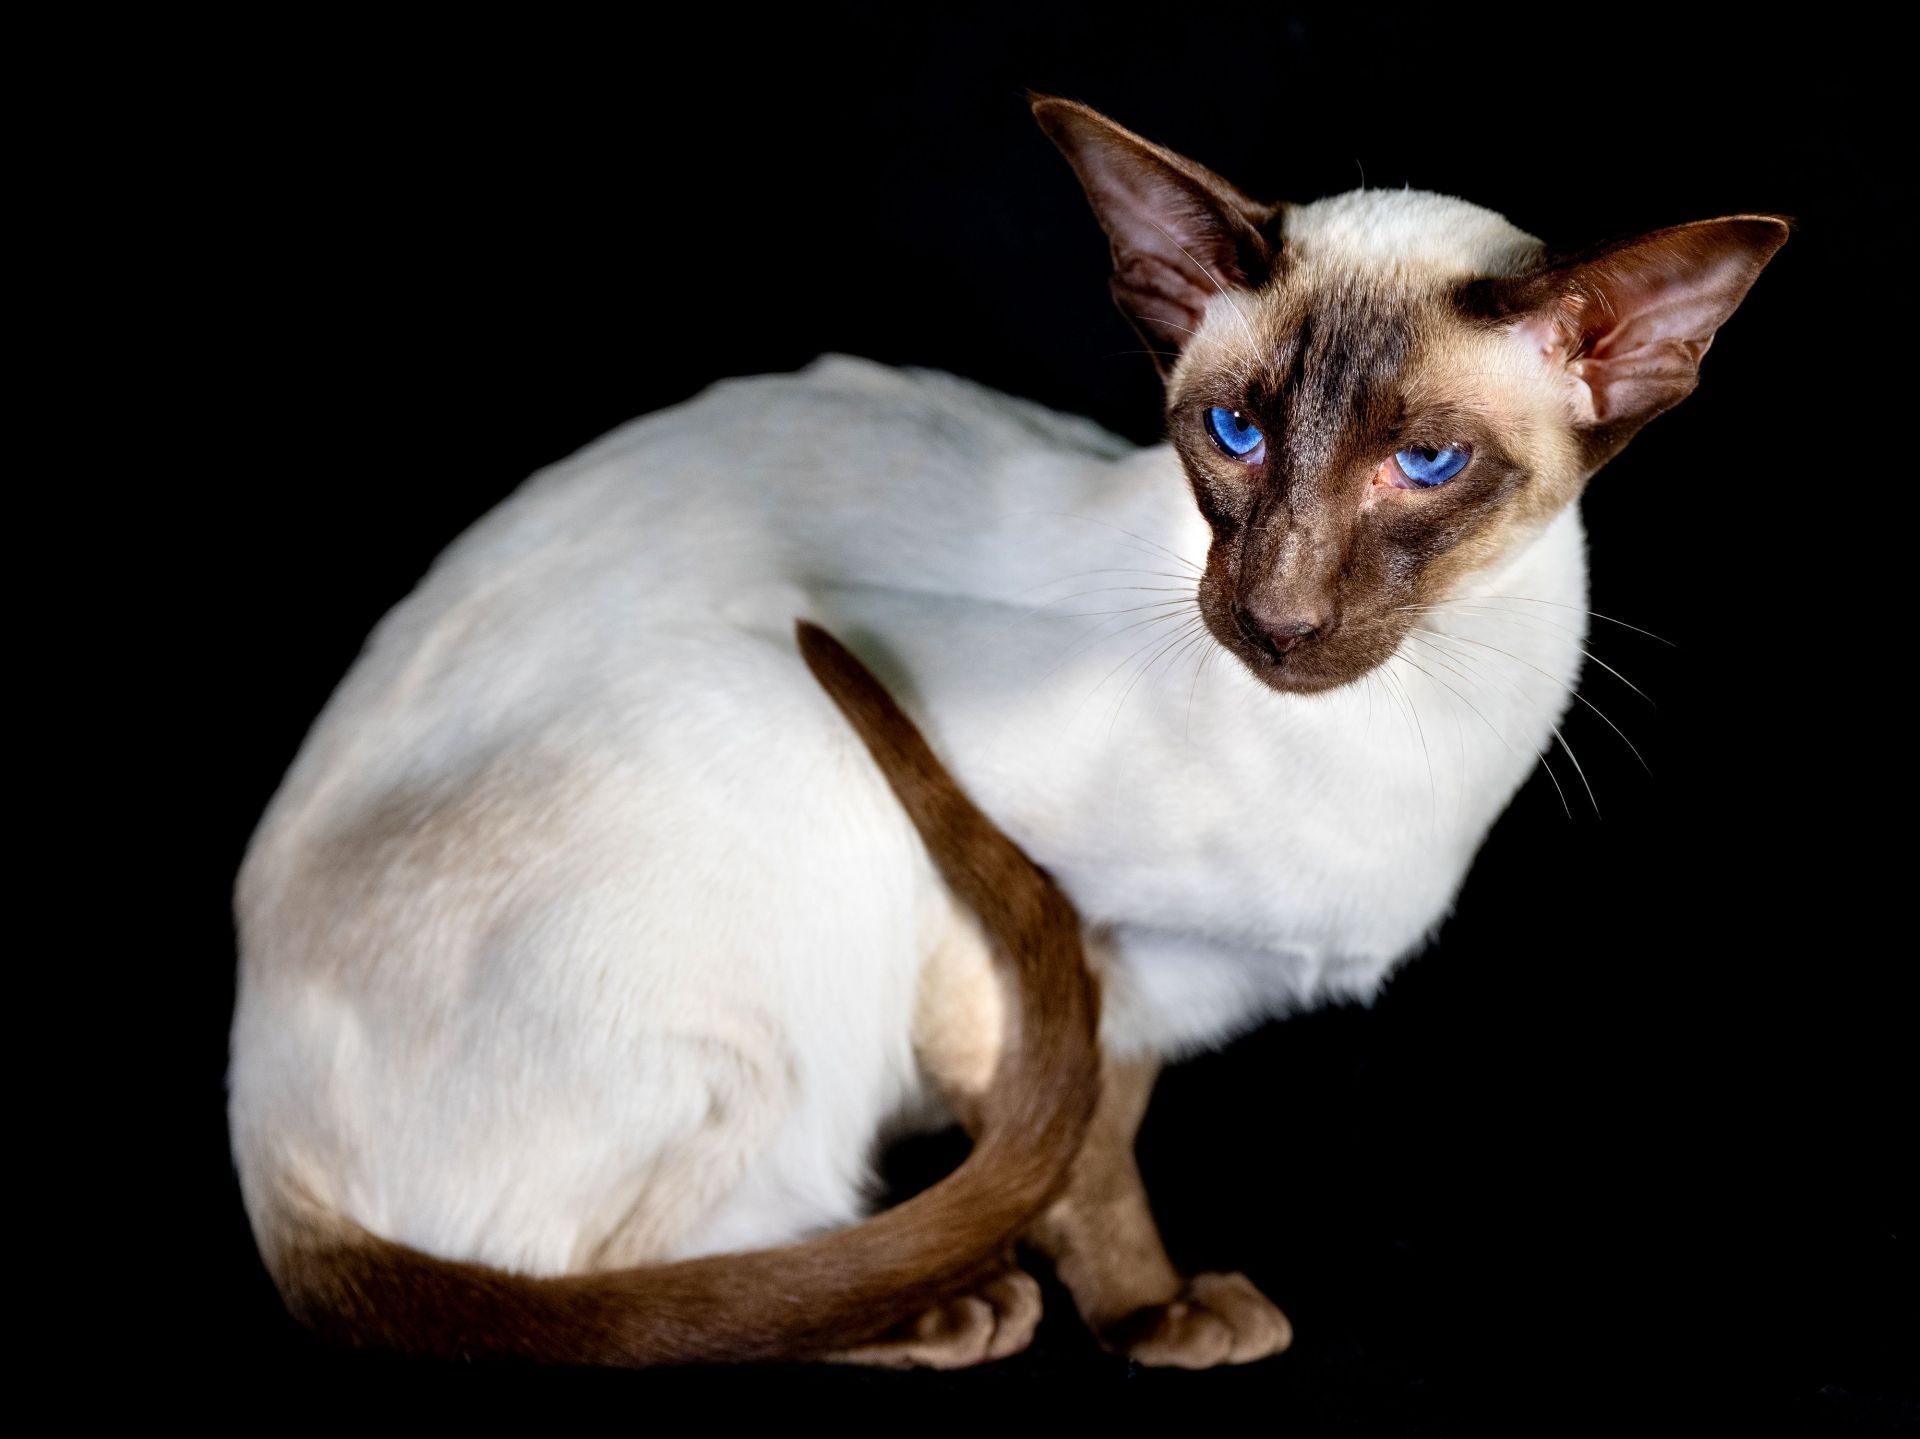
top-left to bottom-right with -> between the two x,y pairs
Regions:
1035,97 -> 1786,695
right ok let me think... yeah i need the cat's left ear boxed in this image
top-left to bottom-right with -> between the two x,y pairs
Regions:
1471,216 -> 1789,464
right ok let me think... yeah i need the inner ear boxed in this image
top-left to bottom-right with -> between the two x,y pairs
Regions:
1033,96 -> 1279,371
1464,216 -> 1788,460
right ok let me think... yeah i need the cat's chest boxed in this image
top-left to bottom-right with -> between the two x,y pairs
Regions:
820,556 -> 1579,983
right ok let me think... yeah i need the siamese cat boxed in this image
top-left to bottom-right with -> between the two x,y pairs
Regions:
229,96 -> 1786,1369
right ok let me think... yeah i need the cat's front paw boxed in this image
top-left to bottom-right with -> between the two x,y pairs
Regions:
1100,1271 -> 1292,1369
827,1267 -> 1043,1370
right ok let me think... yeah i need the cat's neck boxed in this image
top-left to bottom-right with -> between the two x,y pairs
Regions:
862,443 -> 1590,962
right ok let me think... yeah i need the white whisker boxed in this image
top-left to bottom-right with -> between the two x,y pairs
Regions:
1414,630 -> 1598,817
1039,511 -> 1204,574
1414,626 -> 1650,778
1403,633 -> 1572,821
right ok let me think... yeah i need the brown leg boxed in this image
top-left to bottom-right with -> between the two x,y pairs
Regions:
1028,1054 -> 1293,1369
873,913 -> 1287,1369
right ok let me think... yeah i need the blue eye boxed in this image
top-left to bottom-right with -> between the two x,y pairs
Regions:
1393,445 -> 1471,487
1206,406 -> 1265,460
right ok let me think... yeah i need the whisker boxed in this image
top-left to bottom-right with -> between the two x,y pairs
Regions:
1016,583 -> 1197,622
1075,613 -> 1200,710
1413,626 -> 1651,777
1043,604 -> 1194,681
1016,566 -> 1201,595
1185,637 -> 1221,744
1404,602 -> 1653,705
1415,631 -> 1600,817
1392,648 -> 1470,821
1038,511 -> 1204,574
1104,618 -> 1206,739
1404,633 -> 1572,820
1468,595 -> 1675,648
1387,657 -> 1438,825
1047,597 -> 1200,619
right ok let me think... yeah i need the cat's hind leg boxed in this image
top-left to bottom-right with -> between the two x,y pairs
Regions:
812,828 -> 1054,1370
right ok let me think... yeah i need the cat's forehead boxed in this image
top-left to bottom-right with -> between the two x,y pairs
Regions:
1279,189 -> 1542,280
1172,190 -> 1547,409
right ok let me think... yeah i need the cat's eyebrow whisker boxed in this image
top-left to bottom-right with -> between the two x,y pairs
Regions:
1405,633 -> 1574,821
1413,626 -> 1650,779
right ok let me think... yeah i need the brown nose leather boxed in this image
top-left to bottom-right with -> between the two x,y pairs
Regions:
1234,606 -> 1325,659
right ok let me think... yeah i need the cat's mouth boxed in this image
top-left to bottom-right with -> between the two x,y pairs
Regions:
1201,604 -> 1403,696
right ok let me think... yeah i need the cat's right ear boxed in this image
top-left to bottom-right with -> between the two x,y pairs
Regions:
1463,216 -> 1789,468
1032,96 -> 1279,372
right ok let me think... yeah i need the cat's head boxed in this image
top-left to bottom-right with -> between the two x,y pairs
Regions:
1035,97 -> 1786,695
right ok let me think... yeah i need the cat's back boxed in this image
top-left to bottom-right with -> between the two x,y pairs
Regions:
231,356 -> 1065,1267
243,356 -> 1134,853
234,352 -> 1142,1034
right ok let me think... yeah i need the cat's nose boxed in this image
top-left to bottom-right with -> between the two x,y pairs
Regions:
1234,601 -> 1328,659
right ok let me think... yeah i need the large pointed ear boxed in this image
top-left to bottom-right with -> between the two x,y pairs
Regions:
1032,95 -> 1279,371
1470,216 -> 1789,463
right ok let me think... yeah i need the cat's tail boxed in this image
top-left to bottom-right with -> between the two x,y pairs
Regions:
267,621 -> 1099,1367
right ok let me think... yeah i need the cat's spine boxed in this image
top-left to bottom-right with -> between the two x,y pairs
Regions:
265,620 -> 1099,1366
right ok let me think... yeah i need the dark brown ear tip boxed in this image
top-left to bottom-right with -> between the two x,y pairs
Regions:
1028,94 -> 1105,142
1028,94 -> 1073,140
1730,215 -> 1793,268
1717,214 -> 1793,254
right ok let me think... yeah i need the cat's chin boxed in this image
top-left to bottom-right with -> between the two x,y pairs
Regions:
1222,647 -> 1361,696
1205,622 -> 1386,697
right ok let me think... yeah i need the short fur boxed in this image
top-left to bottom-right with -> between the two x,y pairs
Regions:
261,624 -> 1098,1364
230,96 -> 1783,1366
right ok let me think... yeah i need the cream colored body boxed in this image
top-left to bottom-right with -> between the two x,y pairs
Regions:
231,192 -> 1588,1281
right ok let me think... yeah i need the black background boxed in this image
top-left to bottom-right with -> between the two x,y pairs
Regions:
174,9 -> 1908,1429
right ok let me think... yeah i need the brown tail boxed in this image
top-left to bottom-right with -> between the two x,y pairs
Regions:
271,621 -> 1099,1366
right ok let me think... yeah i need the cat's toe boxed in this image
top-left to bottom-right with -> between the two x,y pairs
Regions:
828,1266 -> 1042,1370
1101,1271 -> 1292,1369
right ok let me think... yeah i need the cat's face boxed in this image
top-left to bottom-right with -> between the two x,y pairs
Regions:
1037,99 -> 1785,695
